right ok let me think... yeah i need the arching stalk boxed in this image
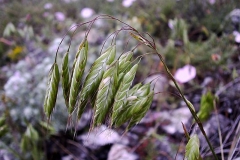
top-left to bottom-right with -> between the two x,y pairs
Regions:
155,50 -> 218,160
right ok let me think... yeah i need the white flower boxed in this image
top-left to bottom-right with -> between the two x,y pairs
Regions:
233,31 -> 240,43
122,0 -> 136,8
63,0 -> 77,3
55,12 -> 65,21
174,65 -> 196,83
44,3 -> 53,10
80,8 -> 94,19
208,0 -> 215,5
168,20 -> 174,30
235,35 -> 240,43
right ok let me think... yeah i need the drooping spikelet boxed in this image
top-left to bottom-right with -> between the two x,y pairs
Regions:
68,39 -> 88,114
126,91 -> 153,131
44,63 -> 60,118
113,83 -> 151,128
77,44 -> 116,119
92,61 -> 119,127
110,63 -> 138,127
61,51 -> 70,109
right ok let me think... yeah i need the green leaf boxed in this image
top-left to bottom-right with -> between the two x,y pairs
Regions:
39,121 -> 56,134
20,135 -> 29,152
0,125 -> 8,138
25,125 -> 39,141
0,116 -> 6,127
21,125 -> 39,152
3,23 -> 16,37
185,134 -> 201,160
197,92 -> 215,122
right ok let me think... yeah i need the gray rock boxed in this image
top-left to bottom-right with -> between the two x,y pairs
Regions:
79,125 -> 128,149
146,107 -> 192,135
108,144 -> 138,160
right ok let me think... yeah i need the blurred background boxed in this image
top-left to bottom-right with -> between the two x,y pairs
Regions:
0,0 -> 240,159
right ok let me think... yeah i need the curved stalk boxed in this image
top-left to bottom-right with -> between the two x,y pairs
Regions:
155,50 -> 218,160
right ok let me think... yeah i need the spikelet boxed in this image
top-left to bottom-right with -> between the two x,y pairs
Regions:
126,83 -> 151,112
61,51 -> 70,108
114,51 -> 134,90
128,83 -> 142,93
92,61 -> 118,127
111,63 -> 138,127
68,39 -> 88,114
118,51 -> 133,73
71,39 -> 86,73
130,32 -> 153,48
77,44 -> 116,119
126,90 -> 154,131
43,63 -> 60,118
132,83 -> 150,97
113,83 -> 150,127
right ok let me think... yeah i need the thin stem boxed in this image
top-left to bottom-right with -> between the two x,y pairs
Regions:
54,20 -> 92,63
155,50 -> 218,160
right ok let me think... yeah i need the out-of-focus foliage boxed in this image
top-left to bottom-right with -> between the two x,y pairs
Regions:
175,0 -> 240,35
161,18 -> 237,73
20,124 -> 43,160
0,115 -> 8,138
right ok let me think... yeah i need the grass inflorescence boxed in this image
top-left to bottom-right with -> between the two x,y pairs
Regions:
43,15 -> 218,160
